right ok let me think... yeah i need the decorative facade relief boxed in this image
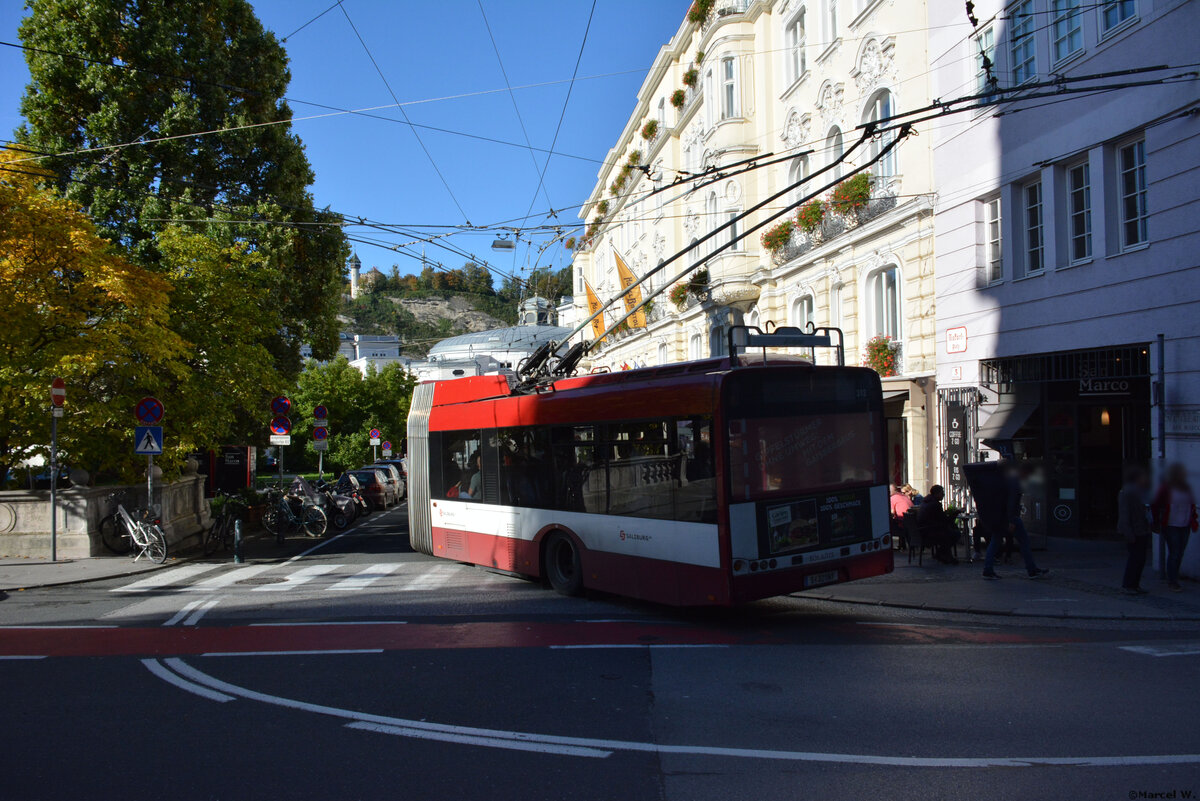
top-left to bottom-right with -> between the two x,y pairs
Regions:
853,37 -> 896,96
816,81 -> 846,131
653,232 -> 667,257
781,109 -> 812,149
684,207 -> 701,237
723,178 -> 742,205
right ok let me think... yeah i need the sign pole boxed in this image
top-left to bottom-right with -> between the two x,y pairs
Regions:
49,409 -> 58,562
147,454 -> 154,516
318,450 -> 324,480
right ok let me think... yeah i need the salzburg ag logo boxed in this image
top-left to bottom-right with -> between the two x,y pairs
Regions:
619,530 -> 651,542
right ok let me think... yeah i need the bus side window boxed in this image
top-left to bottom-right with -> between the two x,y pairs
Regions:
441,430 -> 481,499
551,426 -> 598,513
499,427 -> 552,508
676,418 -> 716,523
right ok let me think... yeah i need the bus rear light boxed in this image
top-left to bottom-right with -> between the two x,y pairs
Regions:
768,559 -> 777,569
882,535 -> 891,547
733,560 -> 745,572
749,562 -> 758,572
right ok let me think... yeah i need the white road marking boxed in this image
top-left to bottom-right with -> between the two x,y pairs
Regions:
201,649 -> 384,657
188,564 -> 275,592
327,564 -> 400,591
548,644 -> 730,650
398,564 -> 459,592
152,658 -> 1200,768
248,621 -> 408,627
162,598 -> 206,627
281,505 -> 400,565
0,655 -> 47,660
111,564 -> 221,593
183,596 -> 223,626
1120,644 -> 1200,658
253,564 -> 341,591
141,659 -> 234,702
346,722 -> 611,758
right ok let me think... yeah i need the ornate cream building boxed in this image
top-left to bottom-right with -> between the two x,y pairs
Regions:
571,0 -> 938,489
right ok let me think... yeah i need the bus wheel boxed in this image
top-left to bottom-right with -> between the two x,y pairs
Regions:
544,532 -> 584,597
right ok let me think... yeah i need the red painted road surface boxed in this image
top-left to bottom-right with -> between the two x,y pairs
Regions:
0,621 -> 1080,658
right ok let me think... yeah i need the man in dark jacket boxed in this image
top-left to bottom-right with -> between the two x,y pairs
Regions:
1118,464 -> 1153,594
916,485 -> 960,564
982,461 -> 1050,580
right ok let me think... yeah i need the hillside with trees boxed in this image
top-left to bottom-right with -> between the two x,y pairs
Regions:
342,262 -> 574,356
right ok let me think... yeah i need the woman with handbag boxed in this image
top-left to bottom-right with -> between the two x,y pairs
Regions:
1151,462 -> 1197,592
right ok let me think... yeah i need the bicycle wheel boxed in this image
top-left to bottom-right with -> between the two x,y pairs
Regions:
99,514 -> 132,555
302,506 -> 328,538
144,525 -> 169,564
262,506 -> 279,535
203,518 -> 225,556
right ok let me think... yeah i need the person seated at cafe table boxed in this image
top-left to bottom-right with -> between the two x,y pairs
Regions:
916,485 -> 961,565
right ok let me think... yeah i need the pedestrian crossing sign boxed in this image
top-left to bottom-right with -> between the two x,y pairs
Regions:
134,426 -> 164,455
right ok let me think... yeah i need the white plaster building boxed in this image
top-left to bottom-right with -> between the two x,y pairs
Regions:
572,0 -> 941,489
928,0 -> 1199,558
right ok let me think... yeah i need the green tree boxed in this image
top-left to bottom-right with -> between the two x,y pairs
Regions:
0,148 -> 184,483
15,0 -> 347,369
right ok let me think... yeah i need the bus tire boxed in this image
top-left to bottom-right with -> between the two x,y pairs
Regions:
543,532 -> 584,597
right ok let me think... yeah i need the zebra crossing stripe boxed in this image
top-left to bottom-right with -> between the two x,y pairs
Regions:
399,565 -> 459,592
187,564 -> 276,592
327,564 -> 401,591
113,564 -> 222,593
253,564 -> 341,592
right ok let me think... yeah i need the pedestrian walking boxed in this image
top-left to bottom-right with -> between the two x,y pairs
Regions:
1151,462 -> 1197,592
981,461 -> 1050,580
1118,465 -> 1153,595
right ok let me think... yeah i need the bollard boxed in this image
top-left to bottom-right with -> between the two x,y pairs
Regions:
233,518 -> 244,564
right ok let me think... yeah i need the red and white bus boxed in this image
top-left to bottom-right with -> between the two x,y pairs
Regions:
406,327 -> 894,606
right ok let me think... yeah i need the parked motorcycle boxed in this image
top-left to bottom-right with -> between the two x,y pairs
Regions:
311,478 -> 357,530
336,472 -> 373,517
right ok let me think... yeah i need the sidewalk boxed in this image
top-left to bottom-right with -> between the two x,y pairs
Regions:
802,543 -> 1200,621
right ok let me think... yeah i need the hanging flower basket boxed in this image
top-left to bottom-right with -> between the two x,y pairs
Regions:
687,0 -> 715,24
671,89 -> 686,109
797,199 -> 826,234
595,199 -> 610,217
830,173 -> 872,216
689,267 -> 710,292
670,283 -> 691,310
641,119 -> 659,141
863,334 -> 899,377
683,67 -> 699,88
760,220 -> 795,254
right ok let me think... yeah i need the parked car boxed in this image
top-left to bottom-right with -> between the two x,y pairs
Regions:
348,468 -> 394,509
373,461 -> 406,500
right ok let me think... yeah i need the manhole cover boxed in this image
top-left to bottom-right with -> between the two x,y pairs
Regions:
237,576 -> 288,585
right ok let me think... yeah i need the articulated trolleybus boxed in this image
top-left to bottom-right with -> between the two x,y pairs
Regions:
407,325 -> 894,606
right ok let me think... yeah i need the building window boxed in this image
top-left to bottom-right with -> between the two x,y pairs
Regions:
721,57 -> 737,119
747,307 -> 760,330
689,333 -> 704,360
826,0 -> 837,42
869,267 -> 900,341
984,196 -> 1003,282
654,159 -> 665,215
689,238 -> 701,265
1010,0 -> 1037,85
788,155 -> 810,205
706,192 -> 720,255
1023,181 -> 1045,274
973,27 -> 996,98
791,295 -> 814,329
727,210 -> 742,251
1102,0 -> 1136,33
1118,139 -> 1148,249
786,9 -> 807,83
657,97 -> 666,126
704,68 -> 714,128
864,89 -> 897,179
658,342 -> 669,364
827,126 -> 844,180
1067,162 -> 1092,263
1052,0 -> 1083,62
830,283 -> 842,327
711,325 -> 728,357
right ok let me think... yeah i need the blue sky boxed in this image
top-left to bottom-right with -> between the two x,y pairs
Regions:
0,0 -> 690,285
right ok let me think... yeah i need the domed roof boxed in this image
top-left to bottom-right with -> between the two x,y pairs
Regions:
427,324 -> 572,359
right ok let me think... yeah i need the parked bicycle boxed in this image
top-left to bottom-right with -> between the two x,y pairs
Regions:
204,490 -> 246,556
99,490 -> 160,556
261,486 -> 327,542
101,500 -> 168,563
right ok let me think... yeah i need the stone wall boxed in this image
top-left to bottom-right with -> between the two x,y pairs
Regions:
0,475 -> 211,558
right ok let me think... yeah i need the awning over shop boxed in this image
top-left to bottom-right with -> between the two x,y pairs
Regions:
881,389 -> 908,402
975,394 -> 1039,443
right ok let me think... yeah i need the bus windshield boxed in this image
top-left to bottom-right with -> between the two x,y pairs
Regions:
726,369 -> 884,502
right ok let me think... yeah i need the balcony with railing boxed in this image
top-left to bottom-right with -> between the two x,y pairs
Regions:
767,176 -> 900,267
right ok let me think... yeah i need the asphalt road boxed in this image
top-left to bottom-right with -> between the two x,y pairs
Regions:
1,504 -> 1198,801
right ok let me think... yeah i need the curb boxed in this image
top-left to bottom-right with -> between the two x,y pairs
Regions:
800,592 -> 1200,622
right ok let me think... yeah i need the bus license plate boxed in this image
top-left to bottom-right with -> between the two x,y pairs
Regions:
804,570 -> 839,588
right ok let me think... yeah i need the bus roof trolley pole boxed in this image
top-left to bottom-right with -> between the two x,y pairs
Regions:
727,324 -> 846,367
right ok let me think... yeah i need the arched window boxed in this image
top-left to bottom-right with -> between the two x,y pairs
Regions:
710,325 -> 727,357
688,333 -> 704,361
657,342 -> 669,365
747,307 -> 760,330
707,191 -> 720,254
826,126 -> 844,180
791,295 -> 814,329
689,238 -> 700,264
830,283 -> 843,327
788,155 -> 810,206
868,266 -> 901,341
863,89 -> 897,180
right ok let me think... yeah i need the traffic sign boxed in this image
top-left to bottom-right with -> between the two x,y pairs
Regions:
51,377 -> 66,408
135,396 -> 164,424
270,415 -> 292,435
312,419 -> 328,429
269,434 -> 291,446
313,405 -> 328,420
313,440 -> 328,452
382,441 -> 392,451
382,448 -> 392,458
134,426 -> 163,455
313,427 -> 328,441
369,428 -> 381,439
271,396 -> 291,415
369,438 -> 381,446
